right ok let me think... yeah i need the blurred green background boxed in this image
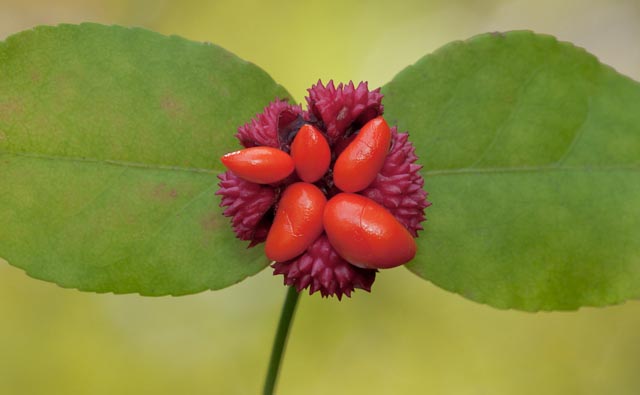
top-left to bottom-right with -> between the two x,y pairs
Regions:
2,0 -> 640,394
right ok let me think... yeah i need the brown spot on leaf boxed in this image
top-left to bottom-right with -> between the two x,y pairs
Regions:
161,94 -> 184,118
201,211 -> 221,232
0,100 -> 24,122
149,183 -> 179,202
208,74 -> 231,98
0,131 -> 5,141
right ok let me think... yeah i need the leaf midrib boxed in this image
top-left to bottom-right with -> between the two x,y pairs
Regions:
3,151 -> 638,179
423,163 -> 640,178
0,151 -> 223,174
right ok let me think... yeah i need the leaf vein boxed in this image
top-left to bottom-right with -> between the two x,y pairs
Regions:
140,183 -> 218,257
553,96 -> 593,166
468,62 -> 549,169
0,151 -> 223,174
424,164 -> 640,177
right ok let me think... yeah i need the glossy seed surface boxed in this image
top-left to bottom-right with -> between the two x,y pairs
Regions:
323,193 -> 416,269
333,116 -> 391,192
265,182 -> 327,262
221,146 -> 294,184
290,124 -> 331,183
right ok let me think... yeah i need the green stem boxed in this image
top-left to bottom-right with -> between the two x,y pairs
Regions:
263,286 -> 300,395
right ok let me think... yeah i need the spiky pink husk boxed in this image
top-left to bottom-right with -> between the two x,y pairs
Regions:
362,128 -> 431,237
235,100 -> 302,149
216,171 -> 276,245
305,80 -> 383,142
272,235 -> 376,300
218,80 -> 428,299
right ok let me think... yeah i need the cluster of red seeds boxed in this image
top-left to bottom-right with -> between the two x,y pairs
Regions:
217,81 -> 429,299
222,116 -> 417,268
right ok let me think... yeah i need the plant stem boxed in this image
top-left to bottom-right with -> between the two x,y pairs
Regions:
263,286 -> 300,395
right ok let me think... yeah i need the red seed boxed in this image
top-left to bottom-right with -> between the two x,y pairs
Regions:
290,124 -> 331,183
323,193 -> 416,269
221,147 -> 294,184
265,182 -> 327,262
333,116 -> 391,192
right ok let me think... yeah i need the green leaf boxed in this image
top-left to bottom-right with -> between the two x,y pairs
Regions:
0,23 -> 291,295
383,31 -> 640,311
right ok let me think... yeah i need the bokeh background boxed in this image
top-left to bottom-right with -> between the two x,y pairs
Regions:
2,1 -> 640,394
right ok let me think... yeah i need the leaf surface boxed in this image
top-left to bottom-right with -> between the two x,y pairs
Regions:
382,31 -> 640,310
0,24 -> 290,295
